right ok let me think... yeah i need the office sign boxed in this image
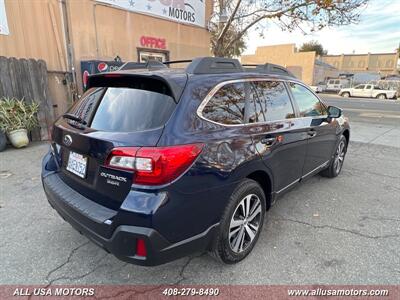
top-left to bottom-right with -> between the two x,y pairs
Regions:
96,0 -> 205,27
140,36 -> 166,49
0,0 -> 9,35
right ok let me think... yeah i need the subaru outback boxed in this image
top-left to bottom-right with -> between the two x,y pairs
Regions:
41,57 -> 350,265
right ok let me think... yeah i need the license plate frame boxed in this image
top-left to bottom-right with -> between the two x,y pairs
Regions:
66,151 -> 88,179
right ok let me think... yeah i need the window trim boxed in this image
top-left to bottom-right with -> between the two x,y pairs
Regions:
197,78 -> 300,127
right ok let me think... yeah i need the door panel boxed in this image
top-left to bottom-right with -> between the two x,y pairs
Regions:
352,85 -> 365,97
362,85 -> 372,98
287,82 -> 338,176
246,80 -> 307,192
301,117 -> 338,175
251,119 -> 308,191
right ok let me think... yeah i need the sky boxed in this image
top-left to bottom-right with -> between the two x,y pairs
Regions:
243,0 -> 400,55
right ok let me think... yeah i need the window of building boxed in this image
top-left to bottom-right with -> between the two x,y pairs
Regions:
289,83 -> 327,117
202,82 -> 247,125
248,81 -> 295,123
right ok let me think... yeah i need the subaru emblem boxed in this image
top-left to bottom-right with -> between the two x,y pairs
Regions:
63,135 -> 73,146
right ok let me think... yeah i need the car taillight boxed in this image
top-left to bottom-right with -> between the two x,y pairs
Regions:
106,144 -> 204,185
136,238 -> 147,257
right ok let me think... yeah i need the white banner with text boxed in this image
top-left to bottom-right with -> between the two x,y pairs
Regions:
0,0 -> 10,35
96,0 -> 205,27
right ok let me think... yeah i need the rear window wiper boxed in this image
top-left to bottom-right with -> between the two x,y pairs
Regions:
62,113 -> 87,126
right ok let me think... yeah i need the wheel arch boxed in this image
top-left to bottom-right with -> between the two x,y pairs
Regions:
246,170 -> 273,210
342,129 -> 350,146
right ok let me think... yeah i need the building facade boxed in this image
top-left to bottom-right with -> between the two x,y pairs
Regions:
0,0 -> 213,116
241,44 -> 338,85
321,52 -> 398,75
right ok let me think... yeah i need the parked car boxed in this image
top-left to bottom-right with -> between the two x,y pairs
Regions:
339,84 -> 397,99
310,82 -> 326,93
325,78 -> 350,93
41,57 -> 350,266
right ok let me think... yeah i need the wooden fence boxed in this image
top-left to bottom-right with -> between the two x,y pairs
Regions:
0,56 -> 55,141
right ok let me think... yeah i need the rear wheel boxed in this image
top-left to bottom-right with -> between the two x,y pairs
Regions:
341,92 -> 350,98
376,94 -> 386,100
210,179 -> 266,264
320,135 -> 347,178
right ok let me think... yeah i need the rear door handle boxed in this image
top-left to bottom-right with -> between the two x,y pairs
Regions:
307,129 -> 317,138
261,137 -> 277,146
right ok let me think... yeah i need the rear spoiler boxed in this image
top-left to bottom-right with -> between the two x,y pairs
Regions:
87,73 -> 185,103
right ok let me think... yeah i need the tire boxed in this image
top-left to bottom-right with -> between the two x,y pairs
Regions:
376,94 -> 386,100
341,92 -> 350,98
209,179 -> 266,264
320,135 -> 347,178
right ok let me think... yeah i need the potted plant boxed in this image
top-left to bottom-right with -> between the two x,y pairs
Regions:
0,97 -> 39,148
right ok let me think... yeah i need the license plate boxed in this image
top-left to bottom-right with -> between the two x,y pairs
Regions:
66,151 -> 88,178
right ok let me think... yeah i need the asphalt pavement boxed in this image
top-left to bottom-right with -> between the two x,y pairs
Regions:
0,97 -> 399,286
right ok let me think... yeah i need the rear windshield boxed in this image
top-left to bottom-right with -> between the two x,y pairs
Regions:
67,80 -> 176,132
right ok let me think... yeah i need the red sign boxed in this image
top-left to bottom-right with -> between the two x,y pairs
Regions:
140,36 -> 166,49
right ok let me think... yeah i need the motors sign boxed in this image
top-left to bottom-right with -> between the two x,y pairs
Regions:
96,0 -> 205,28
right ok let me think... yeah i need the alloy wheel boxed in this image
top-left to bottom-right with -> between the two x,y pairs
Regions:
228,194 -> 262,253
333,140 -> 346,174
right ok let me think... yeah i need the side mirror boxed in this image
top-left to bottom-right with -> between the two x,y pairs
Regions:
327,106 -> 342,118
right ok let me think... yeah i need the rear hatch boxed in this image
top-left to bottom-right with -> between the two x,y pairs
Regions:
52,73 -> 185,210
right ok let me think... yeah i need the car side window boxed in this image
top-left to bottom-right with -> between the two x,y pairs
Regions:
248,81 -> 295,122
202,82 -> 246,125
355,84 -> 365,89
68,88 -> 104,123
289,83 -> 327,117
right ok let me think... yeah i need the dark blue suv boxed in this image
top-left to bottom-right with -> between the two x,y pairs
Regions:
42,57 -> 350,266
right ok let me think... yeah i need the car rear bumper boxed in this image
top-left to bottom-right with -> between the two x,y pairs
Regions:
42,171 -> 218,266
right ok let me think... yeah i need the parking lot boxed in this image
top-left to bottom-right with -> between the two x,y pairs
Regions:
0,96 -> 399,286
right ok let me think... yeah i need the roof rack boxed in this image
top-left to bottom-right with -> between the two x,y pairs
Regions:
118,57 -> 295,77
243,63 -> 295,77
185,57 -> 243,74
163,59 -> 193,65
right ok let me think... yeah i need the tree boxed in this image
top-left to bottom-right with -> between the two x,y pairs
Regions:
299,40 -> 327,56
210,23 -> 246,58
210,0 -> 368,57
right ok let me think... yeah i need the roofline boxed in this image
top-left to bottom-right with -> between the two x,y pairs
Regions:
322,52 -> 397,57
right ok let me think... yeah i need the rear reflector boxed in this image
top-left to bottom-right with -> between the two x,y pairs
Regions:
136,238 -> 147,257
106,143 -> 204,185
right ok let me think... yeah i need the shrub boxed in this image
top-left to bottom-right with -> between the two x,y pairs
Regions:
0,97 -> 39,133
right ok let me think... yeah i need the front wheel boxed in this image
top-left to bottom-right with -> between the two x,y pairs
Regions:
341,92 -> 350,98
320,135 -> 347,178
209,179 -> 266,264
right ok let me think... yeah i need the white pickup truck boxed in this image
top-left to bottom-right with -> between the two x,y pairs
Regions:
339,84 -> 397,99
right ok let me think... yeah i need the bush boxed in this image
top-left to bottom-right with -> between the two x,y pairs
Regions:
0,97 -> 39,133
